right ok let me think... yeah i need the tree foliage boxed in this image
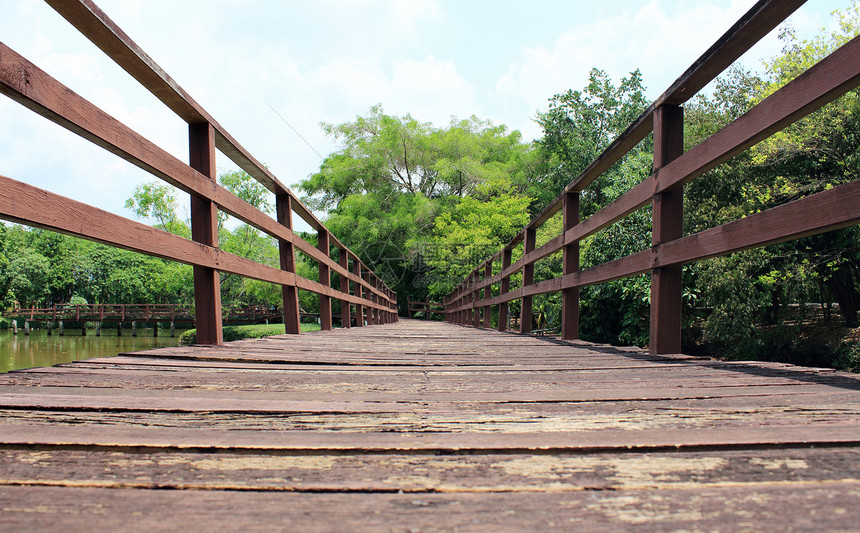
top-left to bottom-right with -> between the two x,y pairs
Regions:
298,106 -> 536,303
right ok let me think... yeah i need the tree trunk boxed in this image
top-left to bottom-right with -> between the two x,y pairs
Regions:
826,265 -> 858,328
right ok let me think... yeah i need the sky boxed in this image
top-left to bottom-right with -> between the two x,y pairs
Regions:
0,0 -> 850,232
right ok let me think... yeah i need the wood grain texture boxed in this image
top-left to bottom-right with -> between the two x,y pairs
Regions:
1,320 -> 859,530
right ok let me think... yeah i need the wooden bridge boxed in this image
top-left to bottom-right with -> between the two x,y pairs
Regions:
2,0 -> 860,529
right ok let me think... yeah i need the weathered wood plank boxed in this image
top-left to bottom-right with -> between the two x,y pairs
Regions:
2,319 -> 860,530
2,482 -> 859,532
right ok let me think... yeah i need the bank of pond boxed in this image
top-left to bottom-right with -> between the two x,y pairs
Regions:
0,324 -> 188,373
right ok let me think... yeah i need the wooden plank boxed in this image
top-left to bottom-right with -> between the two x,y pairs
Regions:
3,319 -> 860,530
2,482 -> 859,532
2,447 -> 858,493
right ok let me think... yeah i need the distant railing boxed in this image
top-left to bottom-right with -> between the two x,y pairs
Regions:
406,298 -> 443,320
0,0 -> 398,344
444,0 -> 860,354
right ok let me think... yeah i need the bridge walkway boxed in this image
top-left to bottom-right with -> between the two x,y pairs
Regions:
1,319 -> 859,530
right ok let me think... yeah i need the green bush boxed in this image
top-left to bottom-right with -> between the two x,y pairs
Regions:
835,342 -> 860,373
179,323 -> 322,345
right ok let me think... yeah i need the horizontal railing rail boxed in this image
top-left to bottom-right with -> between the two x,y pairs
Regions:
406,298 -> 444,319
0,0 -> 398,344
444,0 -> 860,354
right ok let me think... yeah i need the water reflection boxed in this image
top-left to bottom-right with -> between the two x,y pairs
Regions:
0,328 -> 187,373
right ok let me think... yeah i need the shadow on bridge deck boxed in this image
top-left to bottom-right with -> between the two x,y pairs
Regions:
1,318 -> 859,530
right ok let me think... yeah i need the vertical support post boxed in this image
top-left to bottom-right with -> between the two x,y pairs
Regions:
520,228 -> 536,334
483,263 -> 492,328
96,322 -> 102,337
277,194 -> 301,334
131,321 -> 137,337
339,249 -> 350,328
472,274 -> 480,328
498,249 -> 511,332
650,105 -> 685,355
364,271 -> 375,325
59,320 -> 64,336
562,192 -> 580,340
318,230 -> 332,330
372,278 -> 380,324
12,320 -> 17,335
189,122 -> 223,345
354,261 -> 364,327
23,321 -> 29,335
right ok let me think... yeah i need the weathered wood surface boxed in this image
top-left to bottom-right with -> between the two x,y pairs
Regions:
1,319 -> 859,531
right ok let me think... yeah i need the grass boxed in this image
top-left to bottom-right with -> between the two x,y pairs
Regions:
179,322 -> 322,345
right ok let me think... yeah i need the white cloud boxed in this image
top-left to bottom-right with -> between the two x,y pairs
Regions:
391,0 -> 441,32
493,0 -> 786,139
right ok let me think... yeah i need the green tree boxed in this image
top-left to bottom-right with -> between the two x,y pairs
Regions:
298,106 -> 535,305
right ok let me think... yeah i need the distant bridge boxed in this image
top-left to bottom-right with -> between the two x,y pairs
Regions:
4,304 -> 322,335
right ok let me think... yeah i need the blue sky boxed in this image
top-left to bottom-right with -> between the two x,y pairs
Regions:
0,0 -> 849,231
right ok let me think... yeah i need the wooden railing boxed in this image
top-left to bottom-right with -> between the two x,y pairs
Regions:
406,298 -> 443,320
444,0 -> 860,354
0,0 -> 398,345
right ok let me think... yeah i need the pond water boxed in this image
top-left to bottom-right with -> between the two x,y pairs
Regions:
0,328 -> 187,373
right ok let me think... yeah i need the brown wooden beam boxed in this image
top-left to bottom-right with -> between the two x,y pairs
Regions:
561,192 -> 580,340
650,105 -> 685,355
277,194 -> 301,335
563,32 -> 860,253
339,249 -> 351,328
188,122 -> 222,345
498,250 -> 512,332
520,229 -> 536,334
317,231 -> 332,331
0,175 -> 296,288
45,0 -> 329,233
354,261 -> 364,327
483,263 -> 492,328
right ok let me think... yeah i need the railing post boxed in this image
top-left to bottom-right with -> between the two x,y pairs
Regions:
189,122 -> 223,345
363,271 -> 375,325
458,287 -> 464,325
520,228 -> 536,334
483,262 -> 492,328
562,192 -> 580,340
472,274 -> 480,328
339,248 -> 350,328
318,230 -> 332,331
375,279 -> 383,324
650,104 -> 685,354
498,249 -> 511,332
354,260 -> 364,327
276,194 -> 301,334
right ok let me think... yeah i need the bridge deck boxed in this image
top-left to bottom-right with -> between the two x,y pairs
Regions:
1,319 -> 859,531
